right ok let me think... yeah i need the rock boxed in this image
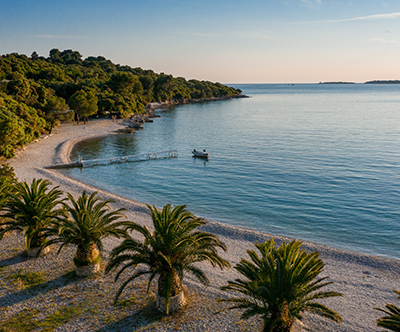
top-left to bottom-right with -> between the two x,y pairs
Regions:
27,246 -> 50,257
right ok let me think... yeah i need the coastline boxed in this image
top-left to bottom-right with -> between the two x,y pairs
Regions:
145,94 -> 249,111
2,118 -> 400,331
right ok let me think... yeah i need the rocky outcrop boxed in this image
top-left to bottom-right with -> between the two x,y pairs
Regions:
118,95 -> 248,134
123,110 -> 160,130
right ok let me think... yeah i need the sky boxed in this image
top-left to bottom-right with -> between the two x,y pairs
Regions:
1,0 -> 400,83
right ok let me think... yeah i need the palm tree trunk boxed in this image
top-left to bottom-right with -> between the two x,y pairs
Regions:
270,325 -> 292,332
157,270 -> 185,314
263,321 -> 293,332
30,231 -> 46,248
26,231 -> 50,257
75,243 -> 101,277
158,270 -> 181,297
264,305 -> 293,332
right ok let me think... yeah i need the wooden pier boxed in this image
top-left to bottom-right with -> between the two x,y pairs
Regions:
48,150 -> 178,169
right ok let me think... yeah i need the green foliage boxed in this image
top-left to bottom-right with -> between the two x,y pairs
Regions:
375,290 -> 400,331
0,163 -> 16,179
42,191 -> 129,268
0,178 -> 66,251
0,49 -> 242,157
218,239 -> 342,332
0,93 -> 45,158
106,203 -> 230,315
68,89 -> 98,123
43,95 -> 72,133
0,164 -> 17,223
0,176 -> 15,226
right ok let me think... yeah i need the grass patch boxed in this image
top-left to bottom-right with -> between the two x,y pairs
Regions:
8,270 -> 46,289
0,308 -> 40,332
116,295 -> 141,308
40,304 -> 82,331
102,314 -> 117,325
0,304 -> 83,332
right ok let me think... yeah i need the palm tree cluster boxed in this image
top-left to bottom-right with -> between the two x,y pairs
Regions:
1,170 -> 395,331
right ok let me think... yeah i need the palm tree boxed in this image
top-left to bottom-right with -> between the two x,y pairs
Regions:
375,290 -> 400,331
42,191 -> 130,277
106,203 -> 231,314
0,178 -> 65,257
218,239 -> 342,332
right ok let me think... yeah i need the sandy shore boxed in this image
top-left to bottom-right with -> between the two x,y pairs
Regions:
2,118 -> 400,331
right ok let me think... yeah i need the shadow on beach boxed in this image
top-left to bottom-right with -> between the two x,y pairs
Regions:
0,252 -> 30,268
0,270 -> 78,309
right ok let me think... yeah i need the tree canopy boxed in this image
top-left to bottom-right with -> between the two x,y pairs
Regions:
0,49 -> 242,158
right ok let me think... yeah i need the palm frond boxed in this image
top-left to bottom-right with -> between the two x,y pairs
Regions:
218,238 -> 342,330
375,290 -> 400,331
108,203 -> 229,314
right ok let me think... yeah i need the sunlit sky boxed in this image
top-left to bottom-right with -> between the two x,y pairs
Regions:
1,0 -> 400,83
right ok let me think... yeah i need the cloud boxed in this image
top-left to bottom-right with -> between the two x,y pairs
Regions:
336,12 -> 400,22
368,37 -> 397,44
289,11 -> 400,24
37,35 -> 87,39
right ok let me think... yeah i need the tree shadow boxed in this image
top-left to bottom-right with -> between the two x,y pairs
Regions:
0,270 -> 78,308
0,252 -> 29,268
96,300 -> 162,332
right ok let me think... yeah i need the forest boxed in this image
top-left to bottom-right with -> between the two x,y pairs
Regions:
0,49 -> 242,158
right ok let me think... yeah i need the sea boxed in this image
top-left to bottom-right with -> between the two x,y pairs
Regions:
61,83 -> 400,260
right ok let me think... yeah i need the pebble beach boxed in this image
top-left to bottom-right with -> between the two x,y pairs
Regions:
1,118 -> 400,331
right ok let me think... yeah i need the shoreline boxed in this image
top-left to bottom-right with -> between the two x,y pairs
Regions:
3,118 -> 400,331
145,94 -> 249,111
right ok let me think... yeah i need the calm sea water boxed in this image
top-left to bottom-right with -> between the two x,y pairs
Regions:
62,84 -> 400,259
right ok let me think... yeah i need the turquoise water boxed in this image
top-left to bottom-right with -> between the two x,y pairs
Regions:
62,84 -> 400,259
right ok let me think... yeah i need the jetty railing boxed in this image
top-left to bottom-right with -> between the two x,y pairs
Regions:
48,150 -> 178,169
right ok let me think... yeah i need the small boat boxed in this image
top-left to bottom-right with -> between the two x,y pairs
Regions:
192,149 -> 209,158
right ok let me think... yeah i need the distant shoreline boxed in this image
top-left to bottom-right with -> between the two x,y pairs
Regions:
364,80 -> 400,84
319,81 -> 355,84
319,80 -> 400,84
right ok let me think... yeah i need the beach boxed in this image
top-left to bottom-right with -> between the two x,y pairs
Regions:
1,118 -> 400,331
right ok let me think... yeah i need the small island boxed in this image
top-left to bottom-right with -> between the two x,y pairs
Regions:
365,80 -> 400,84
319,81 -> 355,84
